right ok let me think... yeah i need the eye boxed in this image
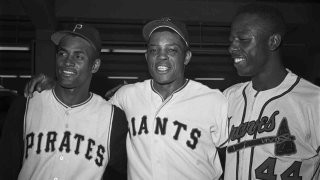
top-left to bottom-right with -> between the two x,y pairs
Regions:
147,47 -> 157,54
57,50 -> 67,57
74,53 -> 85,60
167,47 -> 179,55
168,48 -> 177,52
239,38 -> 249,41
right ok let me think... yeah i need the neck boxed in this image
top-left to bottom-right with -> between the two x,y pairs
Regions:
153,78 -> 187,100
54,85 -> 90,106
252,60 -> 287,91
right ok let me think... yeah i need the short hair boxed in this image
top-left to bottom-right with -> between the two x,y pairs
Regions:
236,3 -> 287,36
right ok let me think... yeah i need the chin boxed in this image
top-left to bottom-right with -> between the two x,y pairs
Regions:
153,77 -> 173,85
236,70 -> 251,77
57,81 -> 75,89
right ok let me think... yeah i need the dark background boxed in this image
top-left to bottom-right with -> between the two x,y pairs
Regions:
1,0 -> 320,179
1,0 -> 320,96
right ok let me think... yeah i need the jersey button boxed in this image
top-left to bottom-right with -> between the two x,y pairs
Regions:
59,156 -> 64,160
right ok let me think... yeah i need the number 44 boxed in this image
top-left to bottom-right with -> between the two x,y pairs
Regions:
255,157 -> 302,180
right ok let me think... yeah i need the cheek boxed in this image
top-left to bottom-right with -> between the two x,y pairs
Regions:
146,57 -> 156,67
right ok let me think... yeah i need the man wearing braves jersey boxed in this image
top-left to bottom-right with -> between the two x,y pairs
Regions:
224,3 -> 320,180
23,17 -> 229,180
0,24 -> 128,180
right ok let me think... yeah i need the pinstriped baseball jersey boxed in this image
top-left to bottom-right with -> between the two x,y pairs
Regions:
110,79 -> 228,180
17,89 -> 125,180
223,71 -> 320,180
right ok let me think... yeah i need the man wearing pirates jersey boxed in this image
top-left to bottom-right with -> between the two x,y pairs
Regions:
0,24 -> 128,180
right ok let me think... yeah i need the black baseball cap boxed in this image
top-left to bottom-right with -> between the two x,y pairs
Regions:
143,17 -> 190,47
51,23 -> 102,55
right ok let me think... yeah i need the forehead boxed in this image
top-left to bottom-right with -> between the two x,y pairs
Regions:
231,14 -> 266,35
148,30 -> 184,46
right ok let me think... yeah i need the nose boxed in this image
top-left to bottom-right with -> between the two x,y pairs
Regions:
158,49 -> 168,60
228,41 -> 239,55
64,55 -> 75,66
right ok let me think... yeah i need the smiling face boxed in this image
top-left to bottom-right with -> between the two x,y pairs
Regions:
55,35 -> 100,90
228,13 -> 271,77
145,29 -> 191,89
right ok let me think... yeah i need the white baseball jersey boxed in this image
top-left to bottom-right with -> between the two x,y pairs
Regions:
110,79 -> 228,180
223,71 -> 320,180
3,89 -> 127,180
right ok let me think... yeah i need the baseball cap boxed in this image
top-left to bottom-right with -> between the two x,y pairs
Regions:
143,17 -> 190,47
51,23 -> 101,55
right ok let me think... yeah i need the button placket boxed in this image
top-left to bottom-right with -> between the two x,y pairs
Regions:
65,108 -> 70,129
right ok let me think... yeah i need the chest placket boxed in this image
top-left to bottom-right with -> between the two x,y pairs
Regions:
150,94 -> 173,180
240,91 -> 261,177
65,107 -> 71,129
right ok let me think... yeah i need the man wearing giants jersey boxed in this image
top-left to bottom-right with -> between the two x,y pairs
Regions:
109,17 -> 228,180
224,3 -> 320,180
0,24 -> 127,180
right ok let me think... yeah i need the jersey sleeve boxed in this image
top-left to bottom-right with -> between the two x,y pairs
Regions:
108,86 -> 124,110
0,96 -> 26,180
211,94 -> 229,148
313,93 -> 320,153
103,105 -> 128,180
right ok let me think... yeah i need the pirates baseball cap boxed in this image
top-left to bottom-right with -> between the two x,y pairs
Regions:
51,23 -> 102,55
143,17 -> 190,47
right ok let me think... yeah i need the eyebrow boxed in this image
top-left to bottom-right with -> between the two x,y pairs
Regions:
58,46 -> 86,54
147,43 -> 182,48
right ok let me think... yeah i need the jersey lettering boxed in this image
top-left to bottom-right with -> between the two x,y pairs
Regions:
173,120 -> 187,140
155,117 -> 168,135
187,128 -> 201,149
280,161 -> 302,180
45,131 -> 57,152
25,132 -> 34,158
129,116 -> 202,150
85,138 -> 95,160
74,133 -> 84,154
229,111 -> 278,141
59,131 -> 71,153
36,133 -> 43,154
255,157 -> 277,180
95,145 -> 105,167
255,157 -> 302,180
131,117 -> 137,136
227,111 -> 296,154
25,131 -> 106,167
138,116 -> 149,135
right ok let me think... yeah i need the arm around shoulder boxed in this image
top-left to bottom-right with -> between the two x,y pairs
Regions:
103,105 -> 128,180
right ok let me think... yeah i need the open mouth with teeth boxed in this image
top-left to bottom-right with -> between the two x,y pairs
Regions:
234,57 -> 245,64
156,65 -> 170,73
60,69 -> 76,77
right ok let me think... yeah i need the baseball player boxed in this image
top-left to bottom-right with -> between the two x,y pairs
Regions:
224,3 -> 320,180
22,17 -> 229,180
0,24 -> 128,180
108,17 -> 228,180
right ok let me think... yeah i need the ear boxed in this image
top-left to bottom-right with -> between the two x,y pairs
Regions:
184,50 -> 192,65
91,58 -> 101,73
269,34 -> 282,51
145,52 -> 148,62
